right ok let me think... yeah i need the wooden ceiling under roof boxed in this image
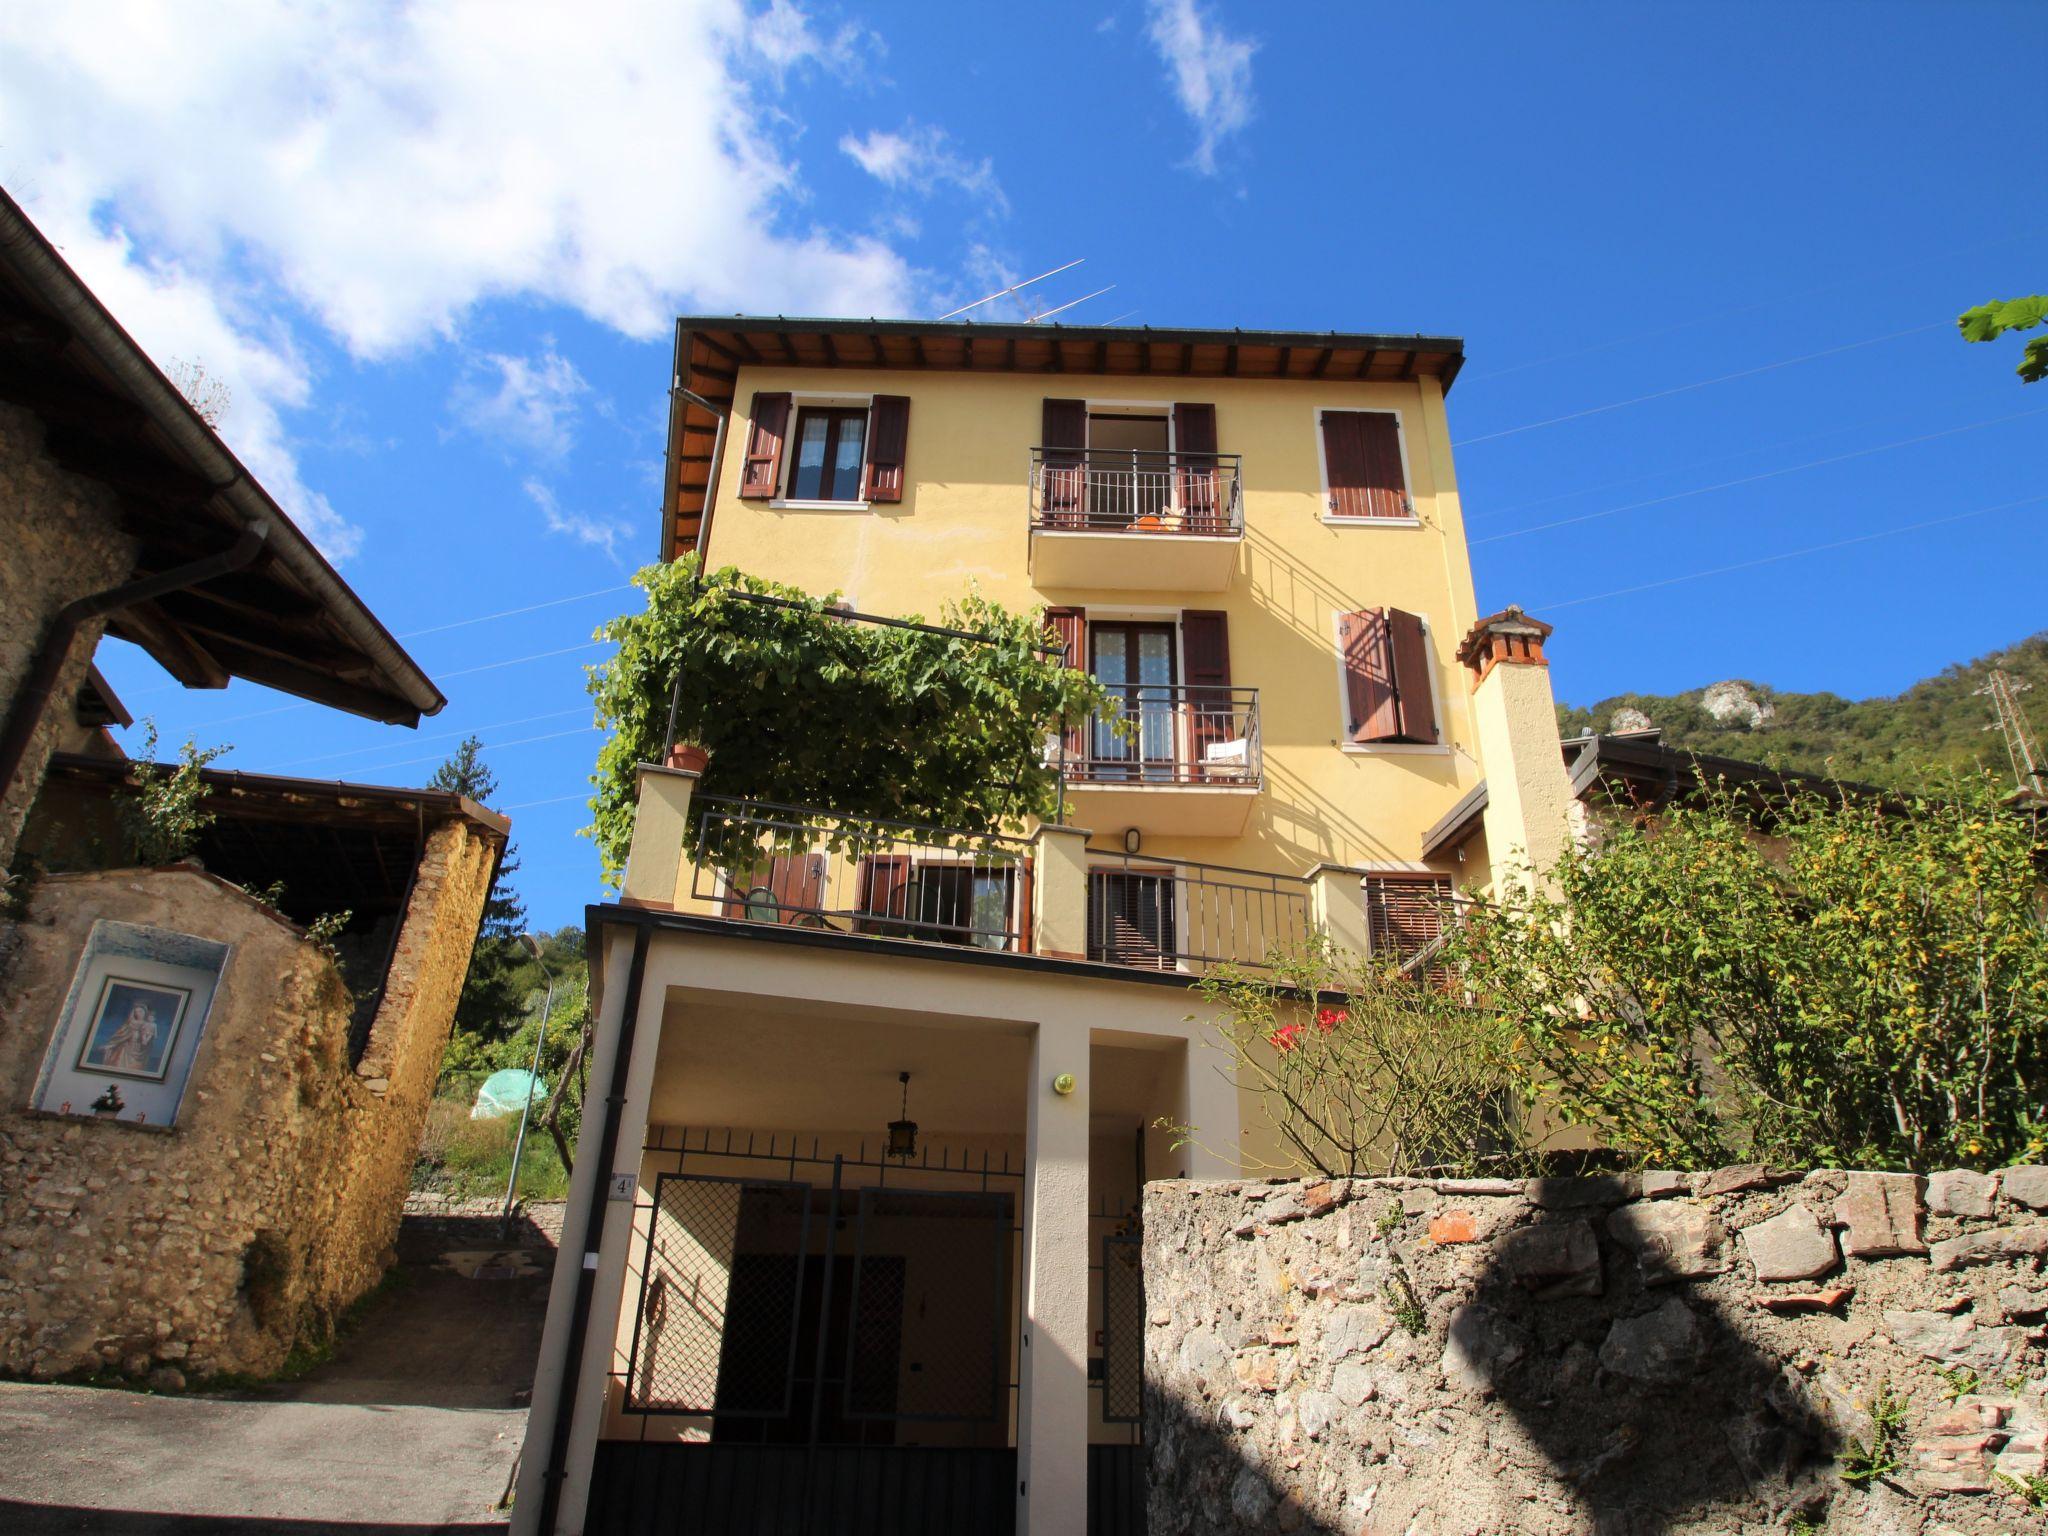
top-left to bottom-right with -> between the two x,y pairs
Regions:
663,317 -> 1464,561
0,189 -> 442,726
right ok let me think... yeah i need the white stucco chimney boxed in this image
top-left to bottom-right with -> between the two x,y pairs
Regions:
1457,606 -> 1574,898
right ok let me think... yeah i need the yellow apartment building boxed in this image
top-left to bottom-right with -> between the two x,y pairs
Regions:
516,319 -> 1578,1536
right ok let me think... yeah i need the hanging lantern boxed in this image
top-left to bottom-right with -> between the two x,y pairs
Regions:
886,1070 -> 918,1160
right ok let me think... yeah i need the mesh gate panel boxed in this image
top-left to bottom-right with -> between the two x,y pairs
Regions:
843,1187 -> 1012,1422
625,1175 -> 810,1415
1101,1233 -> 1144,1423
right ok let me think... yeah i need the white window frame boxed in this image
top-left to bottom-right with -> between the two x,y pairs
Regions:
771,391 -> 875,511
1312,405 -> 1419,527
1329,607 -> 1450,756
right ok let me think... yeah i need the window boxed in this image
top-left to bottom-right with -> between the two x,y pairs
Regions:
1089,869 -> 1178,969
1338,607 -> 1439,746
1364,873 -> 1453,979
787,406 -> 868,501
1319,409 -> 1411,521
1089,621 -> 1178,780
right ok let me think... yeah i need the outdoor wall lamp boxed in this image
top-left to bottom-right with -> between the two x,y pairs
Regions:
886,1070 -> 919,1159
1123,827 -> 1141,855
1052,1073 -> 1077,1097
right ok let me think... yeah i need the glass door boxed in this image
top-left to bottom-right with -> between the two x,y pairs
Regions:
1091,623 -> 1178,781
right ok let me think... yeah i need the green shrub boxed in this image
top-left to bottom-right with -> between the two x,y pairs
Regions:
1447,774 -> 2048,1171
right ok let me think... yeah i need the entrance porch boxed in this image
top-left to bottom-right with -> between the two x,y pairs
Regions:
514,914 -> 1243,1536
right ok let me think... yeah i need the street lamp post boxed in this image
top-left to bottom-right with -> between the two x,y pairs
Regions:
501,932 -> 556,1235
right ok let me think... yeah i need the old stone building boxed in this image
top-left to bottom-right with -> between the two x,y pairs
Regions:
0,187 -> 508,1384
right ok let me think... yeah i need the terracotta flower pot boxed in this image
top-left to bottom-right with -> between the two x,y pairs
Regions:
665,742 -> 711,773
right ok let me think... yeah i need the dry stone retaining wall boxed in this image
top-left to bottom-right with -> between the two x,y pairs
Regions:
1144,1167 -> 2048,1534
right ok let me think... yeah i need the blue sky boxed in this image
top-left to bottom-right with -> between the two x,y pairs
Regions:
4,0 -> 2042,930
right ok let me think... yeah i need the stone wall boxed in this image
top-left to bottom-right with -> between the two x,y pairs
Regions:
0,821 -> 494,1384
0,400 -> 138,871
1144,1168 -> 2048,1535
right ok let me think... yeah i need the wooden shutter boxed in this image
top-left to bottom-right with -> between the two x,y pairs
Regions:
1358,413 -> 1409,519
1339,608 -> 1398,743
1322,411 -> 1408,519
767,855 -> 826,923
855,855 -> 910,934
1387,607 -> 1438,743
862,394 -> 910,503
1045,606 -> 1087,759
1172,402 -> 1220,531
1181,609 -> 1233,773
740,392 -> 790,499
1365,874 -> 1452,979
1042,398 -> 1087,521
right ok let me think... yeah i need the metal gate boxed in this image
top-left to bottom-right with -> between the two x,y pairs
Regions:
589,1143 -> 1019,1536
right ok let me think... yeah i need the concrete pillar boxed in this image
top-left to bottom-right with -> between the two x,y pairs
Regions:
512,925 -> 668,1535
620,763 -> 698,908
1030,822 -> 1092,960
1457,608 -> 1573,899
1307,862 -> 1372,961
1017,1016 -> 1090,1536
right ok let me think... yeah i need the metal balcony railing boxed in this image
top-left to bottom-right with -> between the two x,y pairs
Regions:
1086,853 -> 1313,975
1027,447 -> 1244,536
1057,684 -> 1260,788
689,796 -> 1032,953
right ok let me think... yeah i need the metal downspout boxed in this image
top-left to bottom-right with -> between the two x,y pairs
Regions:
535,918 -> 652,1535
0,525 -> 267,807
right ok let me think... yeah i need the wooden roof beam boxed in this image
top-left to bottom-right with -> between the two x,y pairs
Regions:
1311,347 -> 1335,378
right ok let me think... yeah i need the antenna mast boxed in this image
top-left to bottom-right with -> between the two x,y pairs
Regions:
1976,669 -> 2045,796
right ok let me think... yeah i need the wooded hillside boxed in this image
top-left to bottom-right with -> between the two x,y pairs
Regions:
1557,631 -> 2048,788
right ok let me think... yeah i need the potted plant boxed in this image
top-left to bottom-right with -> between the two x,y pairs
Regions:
665,741 -> 711,773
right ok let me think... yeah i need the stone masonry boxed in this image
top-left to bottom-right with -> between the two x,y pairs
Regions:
1145,1168 -> 2048,1535
0,822 -> 493,1385
0,400 -> 138,872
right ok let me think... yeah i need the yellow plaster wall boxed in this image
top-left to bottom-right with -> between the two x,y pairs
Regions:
699,367 -> 1488,880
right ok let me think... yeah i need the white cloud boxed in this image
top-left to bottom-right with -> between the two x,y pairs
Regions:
1144,0 -> 1257,175
0,0 -> 921,560
839,123 -> 1006,212
524,478 -> 635,567
450,344 -> 589,458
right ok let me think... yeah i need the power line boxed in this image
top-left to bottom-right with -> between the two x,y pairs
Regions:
499,791 -> 593,812
1473,404 -> 2048,545
1453,322 -> 1946,448
1539,492 -> 2048,612
395,583 -> 631,639
315,725 -> 601,780
267,705 -> 592,772
1466,222 -> 2045,384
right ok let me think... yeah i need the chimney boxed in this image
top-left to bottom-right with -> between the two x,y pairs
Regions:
1457,607 -> 1574,897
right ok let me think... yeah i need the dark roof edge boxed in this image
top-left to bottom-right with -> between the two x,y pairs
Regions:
45,751 -> 510,837
0,187 -> 445,723
1420,779 -> 1490,858
680,314 -> 1463,357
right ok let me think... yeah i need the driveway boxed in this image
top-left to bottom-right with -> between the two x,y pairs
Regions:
0,1200 -> 560,1534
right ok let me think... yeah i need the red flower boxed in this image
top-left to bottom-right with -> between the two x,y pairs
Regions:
1315,1006 -> 1348,1032
1268,1022 -> 1304,1054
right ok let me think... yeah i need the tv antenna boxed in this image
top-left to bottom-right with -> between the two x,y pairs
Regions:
1976,669 -> 2045,797
935,259 -> 1114,324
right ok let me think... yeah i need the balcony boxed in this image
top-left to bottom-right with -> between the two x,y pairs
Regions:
626,782 -> 1365,979
1058,683 -> 1261,837
1027,447 -> 1243,592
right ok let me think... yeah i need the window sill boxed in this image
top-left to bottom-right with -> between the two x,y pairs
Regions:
1340,741 -> 1451,757
1321,514 -> 1421,528
770,498 -> 872,512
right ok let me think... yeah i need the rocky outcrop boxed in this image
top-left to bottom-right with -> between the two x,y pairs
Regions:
1700,680 -> 1776,730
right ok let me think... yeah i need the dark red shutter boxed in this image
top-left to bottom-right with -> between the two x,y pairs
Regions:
740,392 -> 790,498
1172,402 -> 1220,532
1386,607 -> 1438,744
1365,874 -> 1453,980
1340,608 -> 1398,743
1321,412 -> 1369,518
767,854 -> 826,923
862,395 -> 910,502
1181,609 -> 1232,774
855,855 -> 910,934
1042,398 -> 1087,523
1358,413 -> 1410,520
1045,606 -> 1086,759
